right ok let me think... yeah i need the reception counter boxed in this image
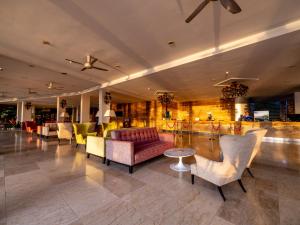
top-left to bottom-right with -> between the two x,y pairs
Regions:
158,120 -> 300,139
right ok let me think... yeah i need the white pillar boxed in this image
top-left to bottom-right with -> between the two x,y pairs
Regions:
56,97 -> 64,122
76,106 -> 80,123
21,101 -> 32,122
98,90 -> 110,124
80,93 -> 90,123
16,102 -> 22,122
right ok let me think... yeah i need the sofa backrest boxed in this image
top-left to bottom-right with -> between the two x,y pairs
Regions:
111,127 -> 159,144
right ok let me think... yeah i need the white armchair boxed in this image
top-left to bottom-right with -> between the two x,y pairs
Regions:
86,136 -> 106,163
57,123 -> 73,144
191,133 -> 256,201
244,128 -> 267,177
42,123 -> 58,138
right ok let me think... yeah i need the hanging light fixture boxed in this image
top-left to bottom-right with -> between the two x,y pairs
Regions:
104,92 -> 112,105
222,81 -> 248,99
156,91 -> 175,118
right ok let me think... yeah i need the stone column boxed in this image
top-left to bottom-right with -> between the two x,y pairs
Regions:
21,101 -> 32,122
56,97 -> 64,122
16,102 -> 22,122
98,90 -> 110,124
80,93 -> 91,123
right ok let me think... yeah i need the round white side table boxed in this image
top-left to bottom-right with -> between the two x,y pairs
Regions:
164,148 -> 195,172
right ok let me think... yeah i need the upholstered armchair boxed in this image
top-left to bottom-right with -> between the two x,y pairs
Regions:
57,123 -> 73,144
86,136 -> 106,163
24,121 -> 37,134
102,121 -> 118,138
42,123 -> 58,138
244,128 -> 267,177
73,123 -> 97,147
191,133 -> 256,201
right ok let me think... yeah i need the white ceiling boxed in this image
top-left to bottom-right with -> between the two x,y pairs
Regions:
0,0 -> 300,103
111,30 -> 300,101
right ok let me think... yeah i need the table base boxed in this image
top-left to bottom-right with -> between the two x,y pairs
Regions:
170,157 -> 191,172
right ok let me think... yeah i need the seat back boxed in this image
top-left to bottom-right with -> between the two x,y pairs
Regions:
57,123 -> 73,139
111,127 -> 159,144
245,128 -> 267,167
220,133 -> 256,179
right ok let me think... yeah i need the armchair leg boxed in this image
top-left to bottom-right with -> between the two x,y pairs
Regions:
129,166 -> 133,174
102,157 -> 106,164
106,159 -> 110,166
76,144 -> 78,148
87,153 -> 90,158
238,179 -> 247,193
217,186 -> 226,201
191,174 -> 195,184
246,168 -> 254,178
58,139 -> 60,145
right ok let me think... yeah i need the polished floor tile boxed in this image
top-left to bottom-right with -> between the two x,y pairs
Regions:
0,131 -> 299,225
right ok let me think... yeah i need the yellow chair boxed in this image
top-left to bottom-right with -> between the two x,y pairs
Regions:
102,121 -> 118,138
73,123 -> 97,148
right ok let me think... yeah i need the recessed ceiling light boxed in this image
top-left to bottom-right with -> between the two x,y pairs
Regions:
115,65 -> 121,68
61,72 -> 68,75
42,40 -> 51,45
0,67 -> 3,71
147,87 -> 151,91
225,71 -> 229,74
287,65 -> 296,69
168,41 -> 176,47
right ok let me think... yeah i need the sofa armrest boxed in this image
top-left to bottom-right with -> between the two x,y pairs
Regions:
106,140 -> 134,166
159,133 -> 174,143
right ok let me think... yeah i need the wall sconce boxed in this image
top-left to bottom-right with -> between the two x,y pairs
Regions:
104,92 -> 112,105
25,102 -> 32,110
60,99 -> 67,109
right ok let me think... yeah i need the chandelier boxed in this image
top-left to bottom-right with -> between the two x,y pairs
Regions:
156,91 -> 175,118
156,91 -> 174,105
222,81 -> 248,98
220,97 -> 235,111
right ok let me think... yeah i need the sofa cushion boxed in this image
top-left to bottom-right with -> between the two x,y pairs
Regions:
134,141 -> 174,164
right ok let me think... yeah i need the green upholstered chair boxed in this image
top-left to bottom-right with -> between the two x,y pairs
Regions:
73,123 -> 97,147
102,121 -> 118,138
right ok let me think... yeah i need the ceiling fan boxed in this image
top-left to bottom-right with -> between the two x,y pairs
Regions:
65,55 -> 108,72
28,88 -> 38,95
47,82 -> 64,91
185,0 -> 241,23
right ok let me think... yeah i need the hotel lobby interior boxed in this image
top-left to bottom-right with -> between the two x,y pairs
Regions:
0,0 -> 300,225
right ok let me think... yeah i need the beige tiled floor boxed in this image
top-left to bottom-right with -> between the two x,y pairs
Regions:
0,130 -> 299,225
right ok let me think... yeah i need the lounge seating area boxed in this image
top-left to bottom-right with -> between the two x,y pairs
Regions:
0,1 -> 299,224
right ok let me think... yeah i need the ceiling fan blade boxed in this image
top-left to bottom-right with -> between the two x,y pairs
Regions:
81,67 -> 87,71
185,0 -> 210,23
219,0 -> 241,14
65,59 -> 84,65
92,66 -> 108,71
90,57 -> 97,65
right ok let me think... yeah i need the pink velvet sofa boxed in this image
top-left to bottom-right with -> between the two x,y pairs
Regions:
106,127 -> 174,173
